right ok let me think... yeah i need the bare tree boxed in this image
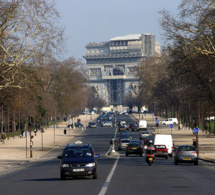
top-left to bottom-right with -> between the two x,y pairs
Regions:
0,0 -> 64,90
160,0 -> 215,57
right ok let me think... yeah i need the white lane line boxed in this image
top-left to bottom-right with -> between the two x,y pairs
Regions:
98,155 -> 120,195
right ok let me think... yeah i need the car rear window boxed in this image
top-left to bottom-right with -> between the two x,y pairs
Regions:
178,146 -> 196,151
129,143 -> 140,147
155,145 -> 166,149
141,132 -> 149,134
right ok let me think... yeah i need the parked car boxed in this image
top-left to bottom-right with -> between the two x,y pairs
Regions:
174,145 -> 198,165
139,131 -> 150,139
88,122 -> 96,128
162,118 -> 178,125
67,124 -> 73,128
118,139 -> 130,151
74,123 -> 83,127
125,140 -> 143,157
154,145 -> 168,159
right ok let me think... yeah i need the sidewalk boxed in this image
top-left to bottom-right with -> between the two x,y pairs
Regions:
0,114 -> 98,173
132,113 -> 215,161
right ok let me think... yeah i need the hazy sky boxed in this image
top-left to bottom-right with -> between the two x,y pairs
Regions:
54,0 -> 181,61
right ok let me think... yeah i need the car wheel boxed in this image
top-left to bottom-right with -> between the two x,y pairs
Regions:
126,153 -> 128,156
194,161 -> 198,165
173,122 -> 176,125
140,153 -> 142,157
60,172 -> 66,180
174,160 -> 178,165
163,123 -> 166,125
165,156 -> 168,159
118,148 -> 121,151
92,170 -> 98,179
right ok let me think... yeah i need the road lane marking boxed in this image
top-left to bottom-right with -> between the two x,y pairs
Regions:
98,155 -> 120,195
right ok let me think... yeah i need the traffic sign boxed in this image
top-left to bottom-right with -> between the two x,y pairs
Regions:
169,124 -> 173,128
193,128 -> 199,134
155,117 -> 158,120
152,113 -> 154,115
156,120 -> 159,124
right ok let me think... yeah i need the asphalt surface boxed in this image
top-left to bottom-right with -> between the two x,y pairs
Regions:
1,114 -> 215,195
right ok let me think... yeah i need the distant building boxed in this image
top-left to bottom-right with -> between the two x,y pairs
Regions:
84,34 -> 160,106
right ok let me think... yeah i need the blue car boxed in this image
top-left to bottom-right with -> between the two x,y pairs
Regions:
57,141 -> 100,180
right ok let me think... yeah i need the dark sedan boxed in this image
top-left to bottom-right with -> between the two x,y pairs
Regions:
125,140 -> 143,157
57,141 -> 100,180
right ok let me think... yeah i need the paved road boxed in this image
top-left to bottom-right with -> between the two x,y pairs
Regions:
1,114 -> 215,195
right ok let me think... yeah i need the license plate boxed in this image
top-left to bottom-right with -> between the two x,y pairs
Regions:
73,169 -> 84,172
183,158 -> 191,160
157,151 -> 162,153
132,147 -> 137,149
149,158 -> 153,160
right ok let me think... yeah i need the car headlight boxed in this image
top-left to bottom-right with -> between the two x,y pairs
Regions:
62,164 -> 70,167
86,162 -> 96,167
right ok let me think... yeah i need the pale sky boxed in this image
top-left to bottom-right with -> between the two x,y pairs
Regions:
54,0 -> 181,61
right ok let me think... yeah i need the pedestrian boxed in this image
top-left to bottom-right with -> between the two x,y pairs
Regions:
34,128 -> 37,136
193,139 -> 197,148
64,129 -> 67,135
1,133 -> 6,144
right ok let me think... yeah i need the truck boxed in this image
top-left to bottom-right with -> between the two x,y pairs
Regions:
154,134 -> 173,157
139,120 -> 147,130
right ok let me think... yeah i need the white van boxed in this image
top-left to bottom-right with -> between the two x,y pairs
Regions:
139,120 -> 147,130
154,134 -> 173,157
161,118 -> 178,125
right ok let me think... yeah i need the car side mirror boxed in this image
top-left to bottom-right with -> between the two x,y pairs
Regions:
95,154 -> 100,158
57,155 -> 62,159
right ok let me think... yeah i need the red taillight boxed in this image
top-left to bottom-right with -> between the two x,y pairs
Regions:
177,151 -> 183,153
120,143 -> 121,146
147,154 -> 154,157
145,140 -> 147,142
127,147 -> 130,150
192,151 -> 197,154
171,147 -> 173,152
140,145 -> 143,147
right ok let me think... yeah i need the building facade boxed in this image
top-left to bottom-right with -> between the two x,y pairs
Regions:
84,34 -> 160,106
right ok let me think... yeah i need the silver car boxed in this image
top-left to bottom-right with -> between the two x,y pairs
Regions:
139,131 -> 150,140
118,139 -> 130,151
174,145 -> 198,165
102,121 -> 113,127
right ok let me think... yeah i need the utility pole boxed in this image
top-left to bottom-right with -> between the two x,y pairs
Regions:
29,121 -> 33,158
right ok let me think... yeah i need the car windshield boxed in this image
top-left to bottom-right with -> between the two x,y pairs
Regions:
146,136 -> 154,141
121,140 -> 130,143
178,146 -> 196,151
141,132 -> 149,134
64,147 -> 92,158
